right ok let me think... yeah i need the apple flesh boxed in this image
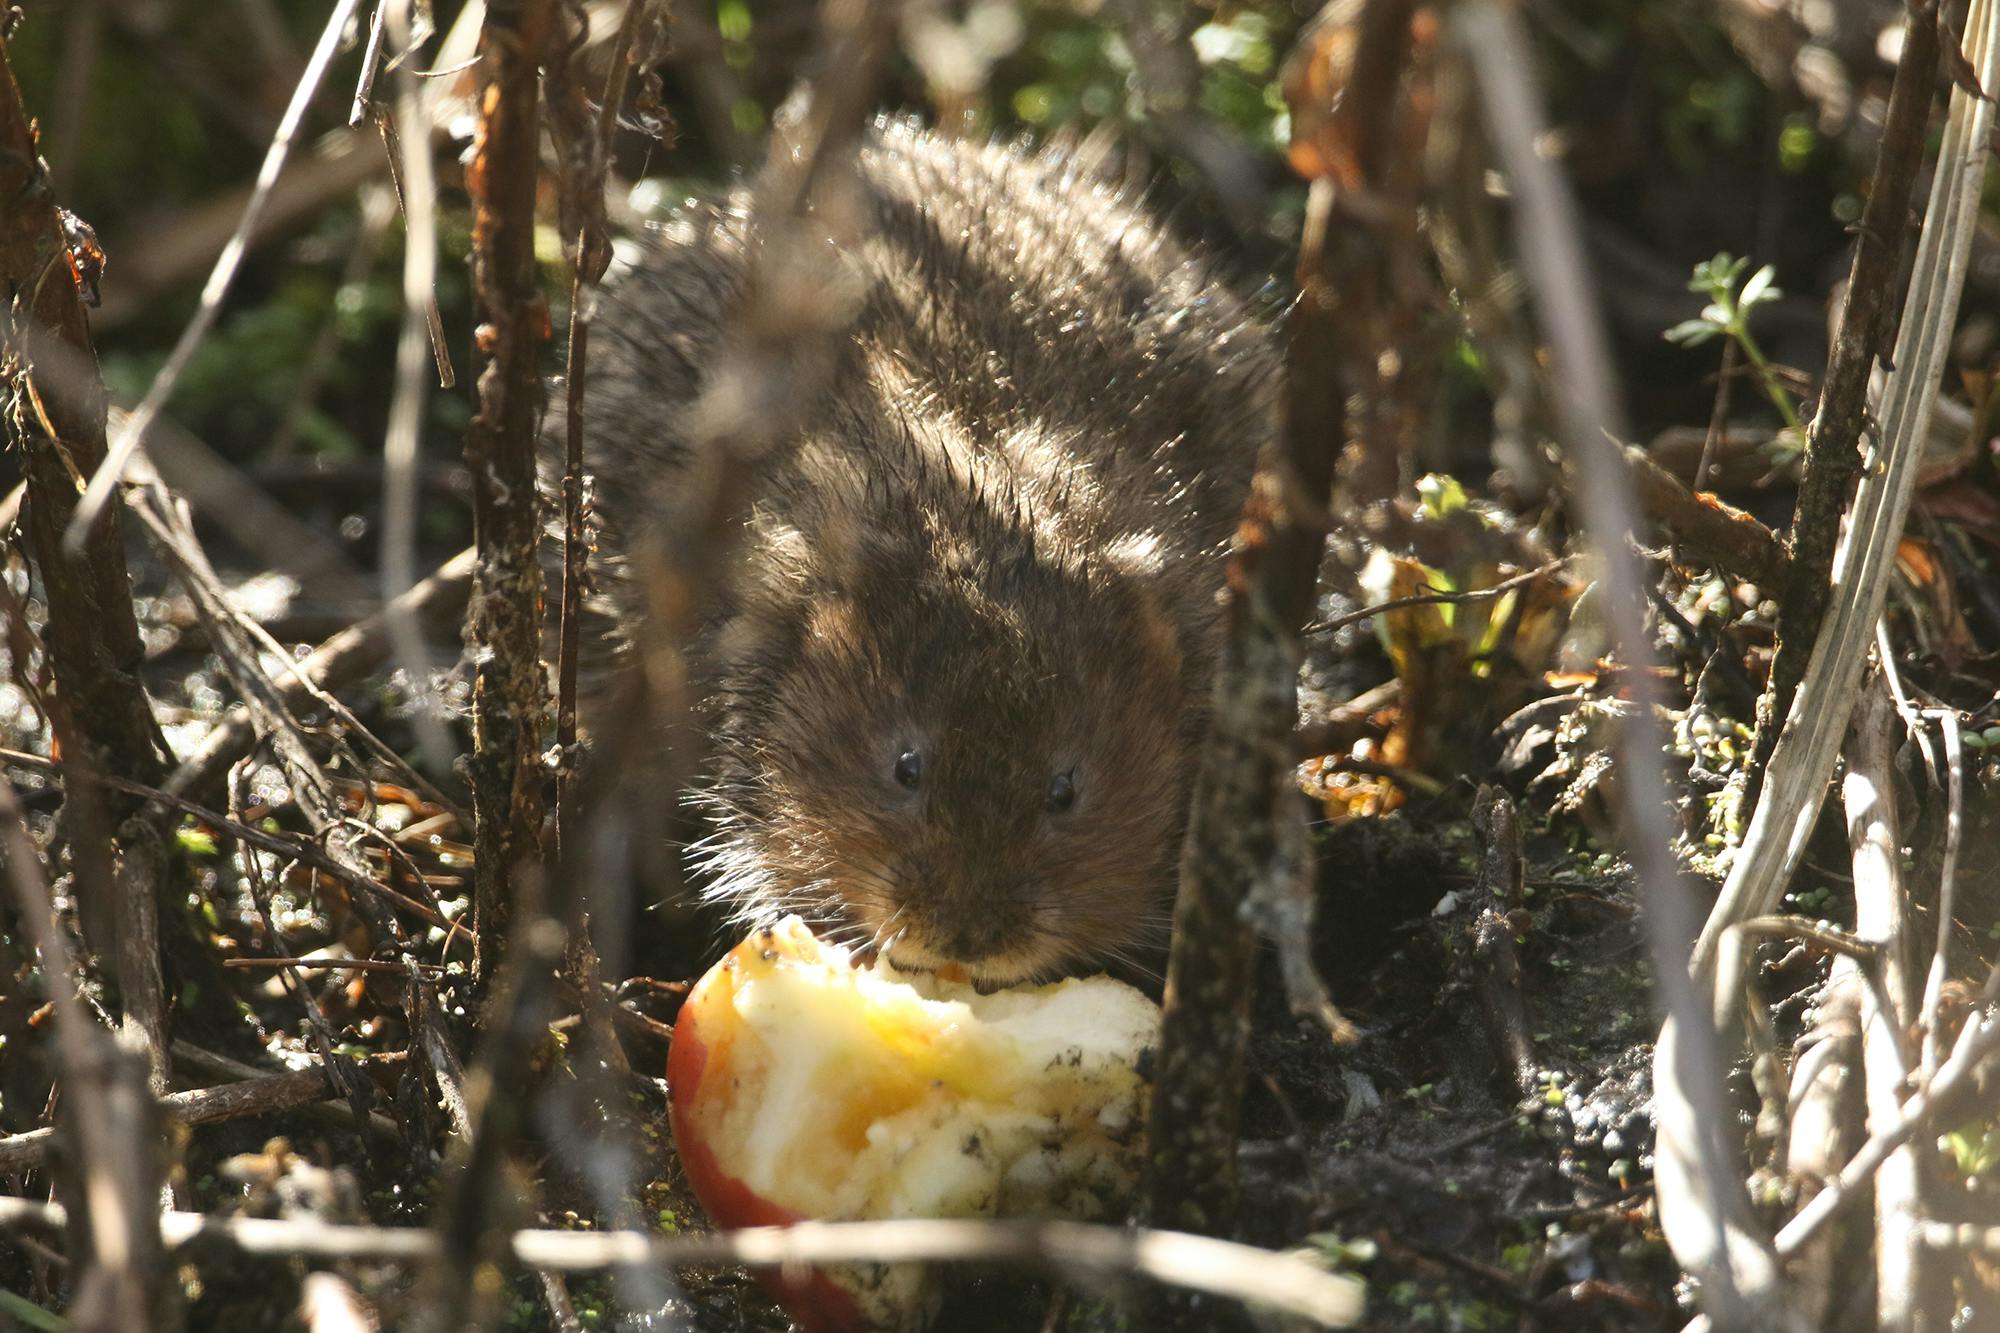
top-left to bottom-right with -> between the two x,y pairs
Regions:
667,916 -> 1160,1332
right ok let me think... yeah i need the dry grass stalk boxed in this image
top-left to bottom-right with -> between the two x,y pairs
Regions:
1739,0 -> 1941,811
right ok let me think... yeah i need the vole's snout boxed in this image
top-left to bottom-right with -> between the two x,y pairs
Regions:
927,911 -> 1018,969
881,883 -> 1048,983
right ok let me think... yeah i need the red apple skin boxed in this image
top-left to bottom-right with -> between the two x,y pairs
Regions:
668,959 -> 867,1333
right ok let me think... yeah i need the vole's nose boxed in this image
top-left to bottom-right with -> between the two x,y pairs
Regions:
908,892 -> 1031,969
925,911 -> 1002,963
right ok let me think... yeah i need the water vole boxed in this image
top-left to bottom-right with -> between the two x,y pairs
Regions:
580,121 -> 1278,983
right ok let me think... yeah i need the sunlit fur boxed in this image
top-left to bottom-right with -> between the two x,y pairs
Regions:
577,121 -> 1279,984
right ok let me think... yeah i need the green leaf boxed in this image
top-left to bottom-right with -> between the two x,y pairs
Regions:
1689,252 -> 1746,296
0,1291 -> 65,1332
176,824 -> 220,857
1416,472 -> 1469,518
1739,264 -> 1780,309
1305,1232 -> 1380,1268
1664,320 -> 1720,346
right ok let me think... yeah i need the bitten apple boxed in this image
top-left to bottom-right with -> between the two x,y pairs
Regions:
666,916 -> 1159,1331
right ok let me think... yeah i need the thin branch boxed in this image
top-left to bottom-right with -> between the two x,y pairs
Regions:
0,779 -> 166,1328
420,0 -> 559,1321
0,23 -> 179,1109
1840,681 -> 1925,1331
459,0 -> 554,990
1469,786 -> 1538,1093
0,1203 -> 1364,1328
1775,997 -> 2000,1258
556,0 -> 668,858
1305,559 -> 1567,636
1920,716 -> 1966,1079
0,748 -> 455,933
220,955 -> 433,973
127,480 -> 452,831
1780,972 -> 1862,1330
380,0 -> 460,773
0,1056 -> 407,1174
1623,444 -> 1789,587
171,1041 -> 404,1142
164,546 -> 477,804
1694,337 -> 1740,495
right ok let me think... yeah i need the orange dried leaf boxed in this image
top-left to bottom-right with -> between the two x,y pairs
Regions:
1896,536 -> 1939,587
1280,2 -> 1363,184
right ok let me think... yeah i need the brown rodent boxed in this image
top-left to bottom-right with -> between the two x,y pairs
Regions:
579,121 -> 1278,984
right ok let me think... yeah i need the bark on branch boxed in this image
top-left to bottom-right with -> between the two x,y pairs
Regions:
0,27 -> 178,1104
464,0 -> 554,991
1741,4 -> 1939,810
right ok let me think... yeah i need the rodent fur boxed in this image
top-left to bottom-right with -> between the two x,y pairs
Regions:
578,120 -> 1278,984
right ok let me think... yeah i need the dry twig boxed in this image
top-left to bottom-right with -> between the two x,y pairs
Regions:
0,781 -> 169,1330
1840,682 -> 1930,1330
0,747 -> 453,934
1622,445 -> 1788,588
414,1 -> 562,1323
165,546 -> 477,803
552,0 -> 669,857
1469,786 -> 1537,1093
380,0 -> 462,774
0,1056 -> 407,1175
0,26 -> 177,1096
0,1202 -> 1365,1327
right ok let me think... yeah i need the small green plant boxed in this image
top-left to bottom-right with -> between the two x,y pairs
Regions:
1305,1232 -> 1379,1270
175,820 -> 219,857
1944,1121 -> 2000,1179
1665,253 -> 1803,451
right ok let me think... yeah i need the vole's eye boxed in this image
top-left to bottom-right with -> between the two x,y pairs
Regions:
893,748 -> 923,790
1047,769 -> 1076,813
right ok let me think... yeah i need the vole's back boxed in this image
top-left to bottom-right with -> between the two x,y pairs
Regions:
581,122 -> 1278,982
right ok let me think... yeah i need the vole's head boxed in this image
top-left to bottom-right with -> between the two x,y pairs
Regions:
700,496 -> 1196,985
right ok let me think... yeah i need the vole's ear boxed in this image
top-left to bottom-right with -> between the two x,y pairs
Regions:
803,596 -> 866,663
782,436 -> 875,586
1102,529 -> 1166,580
1097,536 -> 1184,687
